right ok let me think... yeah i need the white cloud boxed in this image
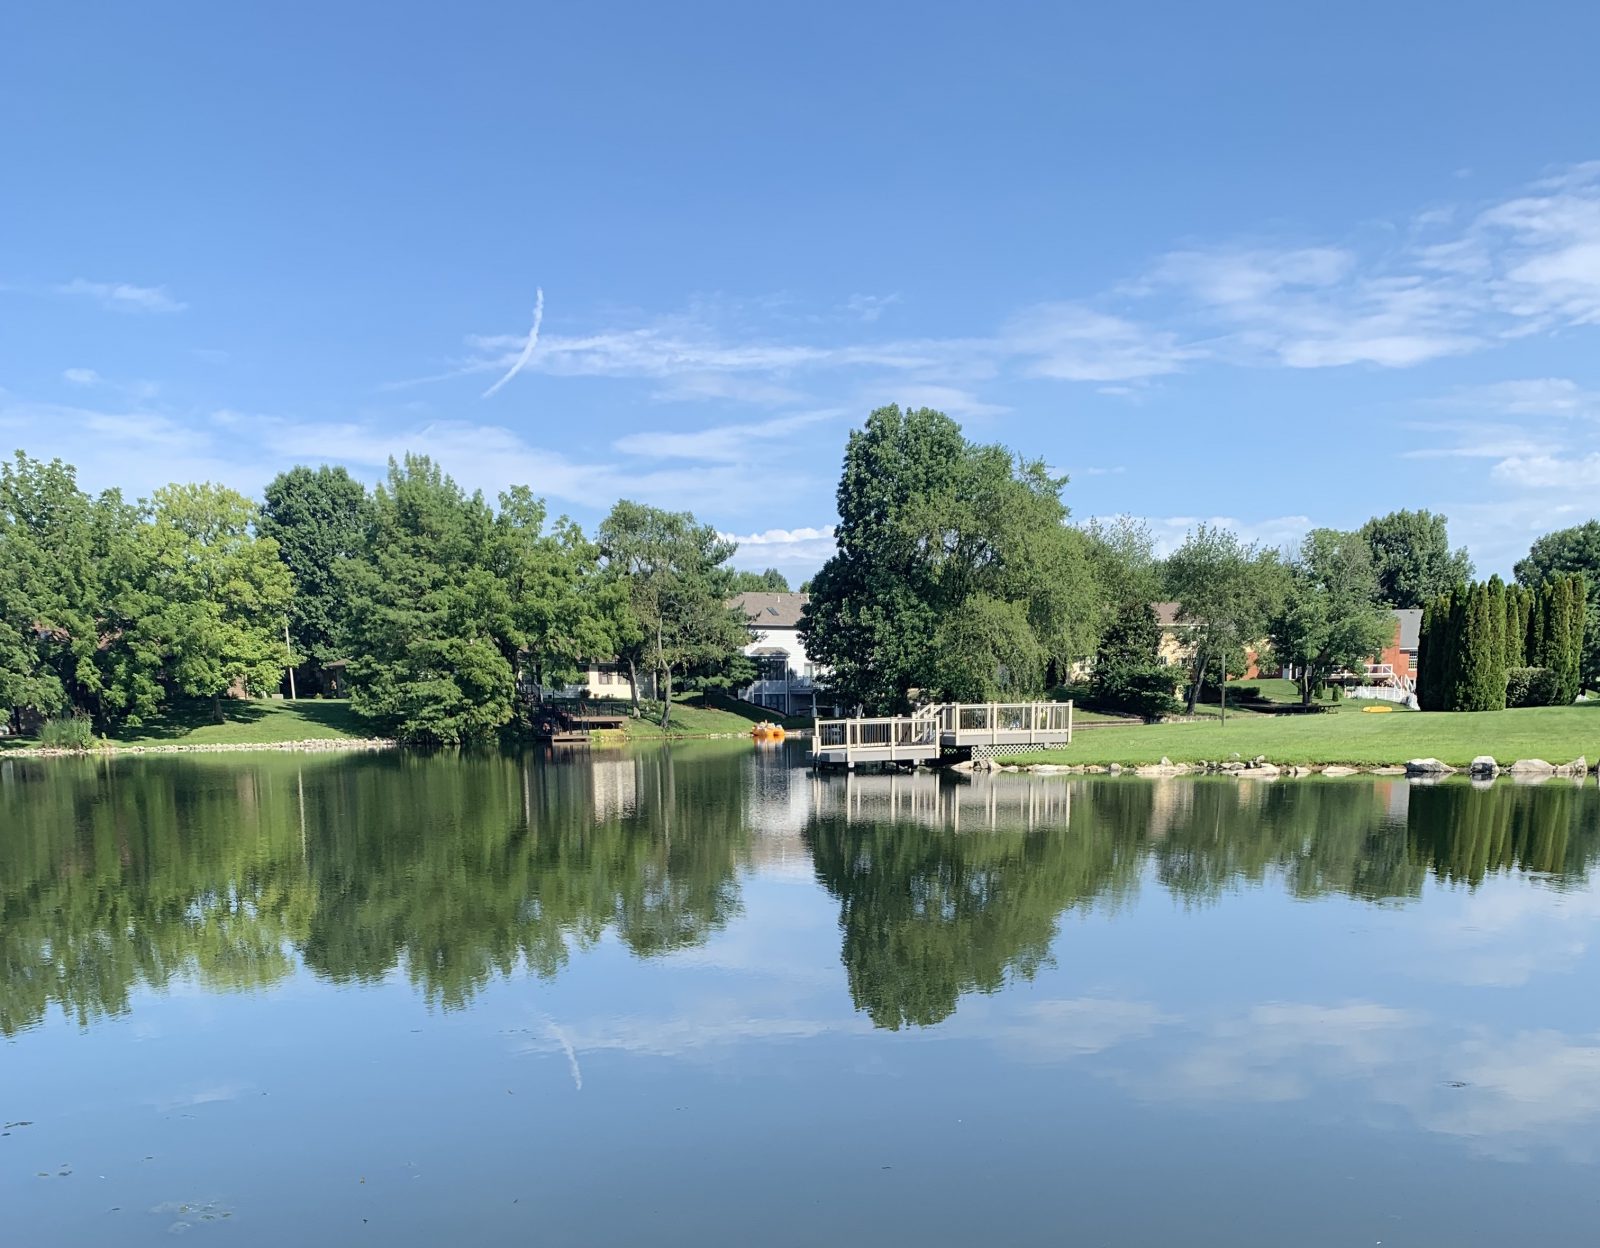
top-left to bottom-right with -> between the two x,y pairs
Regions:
843,293 -> 900,323
1005,303 -> 1203,381
1129,513 -> 1313,556
62,367 -> 102,386
720,525 -> 837,572
613,409 -> 843,463
57,278 -> 186,313
1492,453 -> 1600,489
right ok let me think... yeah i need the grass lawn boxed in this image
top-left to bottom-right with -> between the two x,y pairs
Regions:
1003,702 -> 1600,768
622,695 -> 796,739
96,699 -> 370,747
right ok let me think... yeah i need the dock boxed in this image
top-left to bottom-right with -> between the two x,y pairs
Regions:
811,701 -> 1073,769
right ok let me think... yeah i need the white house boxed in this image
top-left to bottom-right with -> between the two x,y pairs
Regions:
731,591 -> 838,717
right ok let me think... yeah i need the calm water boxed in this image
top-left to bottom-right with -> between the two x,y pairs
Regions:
4,743 -> 1600,1246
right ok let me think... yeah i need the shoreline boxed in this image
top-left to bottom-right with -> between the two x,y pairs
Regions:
1,727 -> 808,760
980,755 -> 1589,780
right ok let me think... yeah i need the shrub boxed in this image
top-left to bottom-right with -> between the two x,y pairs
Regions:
39,714 -> 95,750
1505,666 -> 1560,708
1093,664 -> 1180,721
1224,685 -> 1262,703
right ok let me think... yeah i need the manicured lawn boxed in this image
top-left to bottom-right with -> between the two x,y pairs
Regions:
622,696 -> 793,739
1003,702 -> 1600,768
112,699 -> 372,746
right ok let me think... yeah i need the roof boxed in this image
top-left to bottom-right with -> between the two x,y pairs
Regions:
731,591 -> 810,630
1394,608 -> 1422,650
1151,601 -> 1185,627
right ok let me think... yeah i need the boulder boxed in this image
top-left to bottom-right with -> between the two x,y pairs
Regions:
1405,758 -> 1455,776
1468,755 -> 1499,778
1233,762 -> 1280,779
1558,756 -> 1588,777
1370,766 -> 1407,776
1506,759 -> 1555,776
1322,765 -> 1358,777
1106,763 -> 1122,775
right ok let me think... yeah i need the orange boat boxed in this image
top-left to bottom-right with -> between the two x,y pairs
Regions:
751,723 -> 786,741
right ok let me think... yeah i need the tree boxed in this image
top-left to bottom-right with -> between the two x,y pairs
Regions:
1516,522 -> 1600,691
137,483 -> 295,721
342,456 -> 518,742
259,465 -> 373,691
1089,601 -> 1178,719
801,405 -> 1099,712
1164,524 -> 1286,713
597,500 -> 748,728
1452,581 -> 1506,712
1267,529 -> 1394,706
1082,515 -> 1161,617
1358,509 -> 1473,608
729,568 -> 791,593
0,453 -> 101,726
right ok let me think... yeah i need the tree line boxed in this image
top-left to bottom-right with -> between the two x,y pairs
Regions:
798,407 -> 1560,715
7,407 -> 1600,736
1418,575 -> 1587,711
0,451 -> 766,741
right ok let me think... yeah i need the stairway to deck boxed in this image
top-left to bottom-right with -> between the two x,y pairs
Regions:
810,701 -> 1074,769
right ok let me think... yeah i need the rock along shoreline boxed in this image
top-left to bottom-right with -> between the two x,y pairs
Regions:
973,754 -> 1590,781
3,737 -> 400,760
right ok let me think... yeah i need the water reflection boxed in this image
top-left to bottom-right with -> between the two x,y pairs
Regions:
2,751 -> 1599,1039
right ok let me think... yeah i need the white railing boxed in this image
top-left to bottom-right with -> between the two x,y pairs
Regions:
814,714 -> 941,756
813,700 -> 1073,763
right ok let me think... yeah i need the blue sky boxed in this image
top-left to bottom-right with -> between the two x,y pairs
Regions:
5,2 -> 1600,577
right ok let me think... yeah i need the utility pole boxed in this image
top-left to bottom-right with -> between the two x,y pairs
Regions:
284,621 -> 297,700
1218,643 -> 1226,725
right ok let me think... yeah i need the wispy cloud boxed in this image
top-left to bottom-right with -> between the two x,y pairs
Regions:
842,292 -> 901,323
57,278 -> 186,313
614,409 -> 843,463
62,367 -> 102,386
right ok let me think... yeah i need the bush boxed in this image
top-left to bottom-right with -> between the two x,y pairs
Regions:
1223,685 -> 1262,703
1093,664 -> 1180,721
1506,666 -> 1561,708
40,714 -> 95,750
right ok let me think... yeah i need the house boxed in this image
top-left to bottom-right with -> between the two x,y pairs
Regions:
526,660 -> 658,703
730,591 -> 837,717
1151,602 -> 1264,678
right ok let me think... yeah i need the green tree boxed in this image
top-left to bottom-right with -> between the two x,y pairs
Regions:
0,453 -> 102,726
729,567 -> 791,593
1358,509 -> 1473,608
802,405 -> 1099,711
1267,529 -> 1394,706
1164,524 -> 1286,713
1089,601 -> 1177,719
597,500 -> 748,728
1516,521 -> 1600,691
1453,581 -> 1507,712
259,465 -> 373,690
343,456 -> 517,742
137,483 -> 295,722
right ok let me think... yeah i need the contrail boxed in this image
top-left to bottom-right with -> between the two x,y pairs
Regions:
482,288 -> 544,398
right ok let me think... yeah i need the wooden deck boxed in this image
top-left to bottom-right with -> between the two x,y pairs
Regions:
811,701 -> 1073,768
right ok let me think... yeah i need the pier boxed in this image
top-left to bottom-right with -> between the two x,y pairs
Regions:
811,701 -> 1073,769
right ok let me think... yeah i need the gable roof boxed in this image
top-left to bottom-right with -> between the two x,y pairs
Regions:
731,591 -> 809,630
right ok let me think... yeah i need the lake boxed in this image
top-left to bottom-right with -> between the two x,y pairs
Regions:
4,742 -> 1599,1245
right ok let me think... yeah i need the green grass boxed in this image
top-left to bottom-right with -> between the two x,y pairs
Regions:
108,698 -> 372,746
1003,701 -> 1600,768
621,695 -> 795,739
